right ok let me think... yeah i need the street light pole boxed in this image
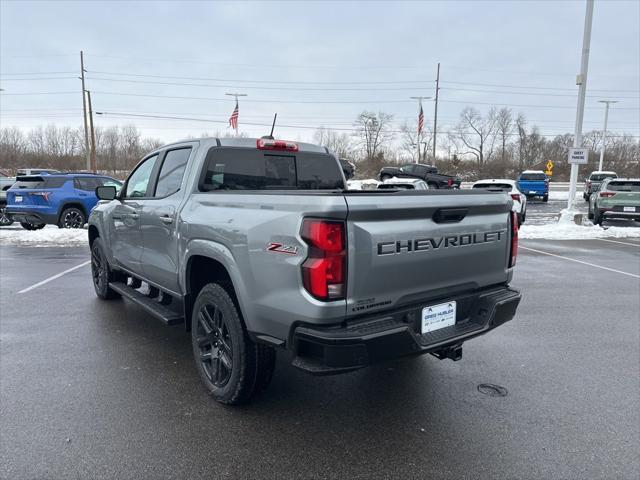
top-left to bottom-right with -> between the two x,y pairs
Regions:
409,96 -> 431,163
567,0 -> 594,212
597,100 -> 617,171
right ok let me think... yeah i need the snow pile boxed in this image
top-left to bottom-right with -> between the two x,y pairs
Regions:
0,225 -> 89,247
519,222 -> 640,240
347,179 -> 380,190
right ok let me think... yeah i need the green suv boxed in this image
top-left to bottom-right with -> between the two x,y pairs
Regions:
588,178 -> 640,226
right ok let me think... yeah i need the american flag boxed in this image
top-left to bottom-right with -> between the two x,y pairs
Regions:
417,103 -> 424,134
229,100 -> 239,130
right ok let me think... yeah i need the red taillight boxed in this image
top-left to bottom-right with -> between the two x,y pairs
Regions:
301,219 -> 346,300
599,191 -> 616,197
32,191 -> 50,202
509,211 -> 518,267
256,138 -> 299,152
510,193 -> 521,202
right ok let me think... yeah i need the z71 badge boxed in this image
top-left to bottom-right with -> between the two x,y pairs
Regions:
266,243 -> 299,255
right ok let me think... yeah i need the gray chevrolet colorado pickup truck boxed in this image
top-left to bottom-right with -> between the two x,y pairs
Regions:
89,137 -> 521,404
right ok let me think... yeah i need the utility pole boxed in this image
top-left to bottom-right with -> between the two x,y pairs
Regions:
225,92 -> 247,136
409,96 -> 431,163
567,0 -> 594,212
87,90 -> 97,173
432,62 -> 440,161
79,51 -> 90,171
597,100 -> 617,171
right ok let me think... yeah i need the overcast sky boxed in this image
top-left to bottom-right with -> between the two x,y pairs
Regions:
1,0 -> 638,150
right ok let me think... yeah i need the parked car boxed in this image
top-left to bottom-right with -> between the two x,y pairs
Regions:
472,179 -> 527,227
6,173 -> 122,230
0,170 -> 16,226
588,178 -> 640,225
583,170 -> 617,201
377,177 -> 429,190
378,163 -> 461,189
15,168 -> 59,176
88,136 -> 521,405
517,170 -> 549,202
339,159 -> 355,180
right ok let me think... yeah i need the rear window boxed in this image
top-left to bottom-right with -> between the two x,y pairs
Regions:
12,176 -> 68,189
378,184 -> 415,190
590,173 -> 617,181
607,181 -> 640,192
473,183 -> 513,191
519,173 -> 547,181
200,148 -> 344,191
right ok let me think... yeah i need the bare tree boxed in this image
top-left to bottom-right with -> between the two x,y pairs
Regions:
495,108 -> 513,162
313,127 -> 354,159
400,122 -> 433,163
448,107 -> 497,165
353,111 -> 394,162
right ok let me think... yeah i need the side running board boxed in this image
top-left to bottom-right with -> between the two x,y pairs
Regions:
109,282 -> 184,326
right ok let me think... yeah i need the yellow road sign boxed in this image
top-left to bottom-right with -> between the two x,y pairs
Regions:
546,160 -> 554,171
545,169 -> 553,176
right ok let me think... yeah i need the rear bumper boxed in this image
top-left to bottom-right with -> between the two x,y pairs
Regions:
601,208 -> 640,220
291,285 -> 521,375
5,207 -> 57,225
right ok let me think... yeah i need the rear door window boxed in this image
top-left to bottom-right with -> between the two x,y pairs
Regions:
154,148 -> 192,197
590,173 -> 617,181
74,177 -> 101,191
200,148 -> 343,191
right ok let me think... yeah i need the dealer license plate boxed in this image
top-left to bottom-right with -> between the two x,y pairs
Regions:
623,206 -> 636,212
421,301 -> 457,334
15,195 -> 22,203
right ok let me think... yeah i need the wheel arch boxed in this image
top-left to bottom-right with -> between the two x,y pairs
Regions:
182,243 -> 250,333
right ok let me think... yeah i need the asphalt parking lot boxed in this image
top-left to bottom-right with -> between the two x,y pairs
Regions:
1,234 -> 638,480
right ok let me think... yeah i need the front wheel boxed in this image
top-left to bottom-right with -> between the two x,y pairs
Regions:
542,194 -> 549,203
0,208 -> 13,226
58,207 -> 86,229
192,283 -> 275,405
20,222 -> 45,230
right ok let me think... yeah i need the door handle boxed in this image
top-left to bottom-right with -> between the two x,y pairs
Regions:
160,215 -> 173,224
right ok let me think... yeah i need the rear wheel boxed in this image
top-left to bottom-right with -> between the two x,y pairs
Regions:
20,222 -> 45,230
58,207 -> 86,229
0,209 -> 13,226
191,283 -> 276,405
91,238 -> 121,300
542,193 -> 549,203
593,208 -> 603,226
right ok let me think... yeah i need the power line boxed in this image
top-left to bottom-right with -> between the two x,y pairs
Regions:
0,71 -> 78,76
441,86 -> 639,99
441,80 -> 639,93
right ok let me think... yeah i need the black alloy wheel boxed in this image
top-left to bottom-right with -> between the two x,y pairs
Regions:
195,303 -> 234,388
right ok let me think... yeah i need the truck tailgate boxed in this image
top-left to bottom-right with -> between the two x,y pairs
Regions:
343,191 -> 513,317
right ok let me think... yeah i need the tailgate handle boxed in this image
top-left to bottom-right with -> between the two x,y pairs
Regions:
433,208 -> 468,223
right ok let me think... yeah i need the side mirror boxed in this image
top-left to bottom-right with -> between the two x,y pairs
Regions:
96,185 -> 117,200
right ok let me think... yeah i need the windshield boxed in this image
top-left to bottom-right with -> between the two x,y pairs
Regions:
377,184 -> 415,190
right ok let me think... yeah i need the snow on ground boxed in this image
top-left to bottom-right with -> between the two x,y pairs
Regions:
0,225 -> 89,247
519,222 -> 640,240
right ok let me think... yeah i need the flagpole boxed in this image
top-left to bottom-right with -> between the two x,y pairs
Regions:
225,92 -> 247,136
409,96 -> 431,163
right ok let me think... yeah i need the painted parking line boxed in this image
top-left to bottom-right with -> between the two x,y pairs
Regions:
595,238 -> 640,247
17,260 -> 91,294
520,246 -> 640,279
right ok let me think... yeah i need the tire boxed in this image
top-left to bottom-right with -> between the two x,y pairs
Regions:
380,174 -> 392,181
20,222 -> 45,230
58,207 -> 86,229
593,208 -> 603,226
542,194 -> 549,203
584,193 -> 590,202
0,208 -> 13,226
191,283 -> 276,405
91,237 -> 121,300
587,208 -> 594,220
428,182 -> 439,189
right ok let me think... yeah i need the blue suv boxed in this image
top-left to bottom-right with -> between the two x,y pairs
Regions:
6,173 -> 122,229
